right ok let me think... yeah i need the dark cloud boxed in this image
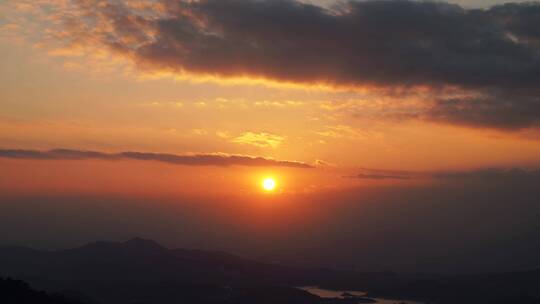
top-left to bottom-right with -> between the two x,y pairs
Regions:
39,0 -> 540,129
0,149 -> 313,168
345,167 -> 540,181
344,167 -> 423,180
489,3 -> 540,41
53,0 -> 540,129
433,167 -> 540,180
424,88 -> 540,129
139,0 -> 540,88
344,173 -> 411,180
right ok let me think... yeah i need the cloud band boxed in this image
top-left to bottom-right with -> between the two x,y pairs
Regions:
0,149 -> 313,168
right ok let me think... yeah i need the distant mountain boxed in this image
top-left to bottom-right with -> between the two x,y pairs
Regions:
1,238 -> 539,304
0,238 -> 328,304
0,237 -> 299,283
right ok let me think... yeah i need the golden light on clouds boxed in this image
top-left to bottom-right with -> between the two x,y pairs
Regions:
232,132 -> 284,149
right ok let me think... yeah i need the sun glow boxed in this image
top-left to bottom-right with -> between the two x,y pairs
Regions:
262,177 -> 277,191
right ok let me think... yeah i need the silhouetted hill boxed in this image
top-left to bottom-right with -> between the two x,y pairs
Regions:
1,238 -> 540,304
0,238 -> 288,281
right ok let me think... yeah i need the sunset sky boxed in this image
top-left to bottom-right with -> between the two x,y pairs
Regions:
1,0 -> 540,273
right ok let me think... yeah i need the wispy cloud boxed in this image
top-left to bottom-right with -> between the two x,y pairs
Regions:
0,148 -> 313,168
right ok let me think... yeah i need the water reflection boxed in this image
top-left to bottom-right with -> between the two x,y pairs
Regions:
299,286 -> 423,304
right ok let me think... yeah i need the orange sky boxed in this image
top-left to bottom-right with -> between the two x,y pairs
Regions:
2,0 -> 540,198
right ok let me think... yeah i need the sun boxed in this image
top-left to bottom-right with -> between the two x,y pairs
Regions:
262,177 -> 277,191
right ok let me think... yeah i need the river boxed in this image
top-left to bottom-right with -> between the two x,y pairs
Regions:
299,286 -> 423,304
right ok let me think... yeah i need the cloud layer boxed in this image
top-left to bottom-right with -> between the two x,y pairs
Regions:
344,168 -> 414,180
433,167 -> 540,180
0,149 -> 313,168
14,0 -> 540,129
